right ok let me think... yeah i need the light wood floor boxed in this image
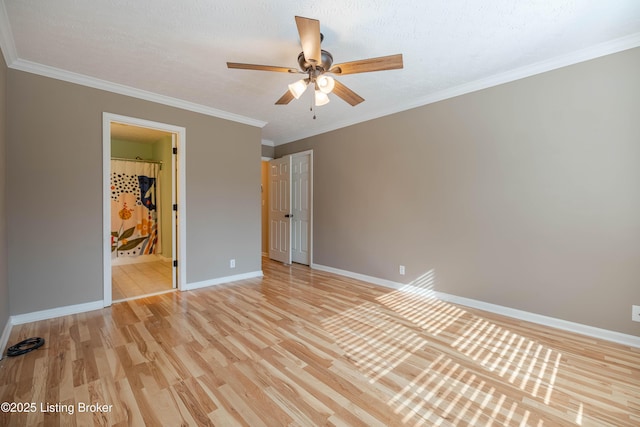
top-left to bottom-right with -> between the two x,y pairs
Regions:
112,260 -> 173,301
1,259 -> 639,426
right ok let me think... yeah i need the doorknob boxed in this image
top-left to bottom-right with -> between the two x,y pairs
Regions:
285,214 -> 293,218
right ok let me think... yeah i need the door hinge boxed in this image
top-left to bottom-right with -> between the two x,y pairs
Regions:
173,260 -> 178,268
173,204 -> 178,211
173,147 -> 177,155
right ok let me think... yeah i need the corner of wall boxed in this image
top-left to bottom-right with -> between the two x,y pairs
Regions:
0,320 -> 11,359
0,45 -> 9,358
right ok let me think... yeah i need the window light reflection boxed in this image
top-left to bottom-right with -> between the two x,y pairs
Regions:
322,268 -> 568,425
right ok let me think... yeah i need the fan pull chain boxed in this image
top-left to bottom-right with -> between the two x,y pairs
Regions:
310,95 -> 316,120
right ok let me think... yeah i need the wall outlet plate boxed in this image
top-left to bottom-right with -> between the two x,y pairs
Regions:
230,259 -> 236,268
632,305 -> 640,322
399,265 -> 405,275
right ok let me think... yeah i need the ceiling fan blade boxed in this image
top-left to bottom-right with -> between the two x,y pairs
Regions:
332,79 -> 364,106
295,16 -> 321,65
275,90 -> 295,105
227,62 -> 299,73
329,54 -> 403,75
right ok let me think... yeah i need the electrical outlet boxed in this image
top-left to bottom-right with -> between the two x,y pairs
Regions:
230,259 -> 235,269
399,265 -> 405,275
632,305 -> 640,322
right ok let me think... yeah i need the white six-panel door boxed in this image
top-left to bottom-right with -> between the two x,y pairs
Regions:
291,153 -> 310,265
268,152 -> 312,266
269,157 -> 291,264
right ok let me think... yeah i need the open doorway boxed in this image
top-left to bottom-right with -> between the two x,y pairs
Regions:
102,113 -> 186,306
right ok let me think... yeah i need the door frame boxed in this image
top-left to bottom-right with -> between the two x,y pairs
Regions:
268,150 -> 313,266
102,112 -> 187,306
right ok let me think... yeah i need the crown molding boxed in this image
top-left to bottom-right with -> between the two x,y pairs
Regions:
274,32 -> 640,145
2,0 -> 638,145
0,3 -> 264,128
9,58 -> 267,128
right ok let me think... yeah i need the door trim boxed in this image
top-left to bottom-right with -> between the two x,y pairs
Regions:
102,112 -> 187,307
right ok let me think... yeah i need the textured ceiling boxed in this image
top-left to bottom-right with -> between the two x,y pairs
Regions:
1,1 -> 640,145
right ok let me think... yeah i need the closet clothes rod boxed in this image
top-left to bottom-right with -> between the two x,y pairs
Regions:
111,157 -> 163,169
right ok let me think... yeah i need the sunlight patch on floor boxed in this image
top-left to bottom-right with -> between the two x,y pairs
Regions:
451,315 -> 561,403
322,268 -> 568,425
322,302 -> 429,382
387,353 -> 541,426
377,270 -> 465,336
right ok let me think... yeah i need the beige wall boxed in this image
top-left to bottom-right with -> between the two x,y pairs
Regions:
276,48 -> 640,336
261,144 -> 275,159
6,69 -> 262,315
0,49 -> 8,338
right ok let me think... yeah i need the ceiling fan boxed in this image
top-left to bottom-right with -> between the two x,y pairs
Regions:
227,16 -> 403,108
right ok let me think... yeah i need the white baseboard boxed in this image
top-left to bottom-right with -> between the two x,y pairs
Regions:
6,266 -> 637,351
311,264 -> 640,349
435,292 -> 640,348
184,271 -> 263,291
10,300 -> 104,326
0,318 -> 12,360
311,264 -> 405,290
4,270 -> 264,337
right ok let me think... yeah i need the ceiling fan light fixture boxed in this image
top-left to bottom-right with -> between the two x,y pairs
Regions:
316,75 -> 335,94
288,79 -> 309,99
227,16 -> 403,110
314,90 -> 330,106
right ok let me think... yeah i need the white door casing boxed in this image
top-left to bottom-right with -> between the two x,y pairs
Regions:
171,133 -> 178,290
268,157 -> 291,264
102,113 -> 186,307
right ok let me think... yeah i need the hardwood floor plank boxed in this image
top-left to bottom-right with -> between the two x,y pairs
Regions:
112,260 -> 173,301
113,378 -> 145,426
1,257 -> 639,425
255,351 -> 339,425
171,379 -> 215,426
217,382 -> 269,427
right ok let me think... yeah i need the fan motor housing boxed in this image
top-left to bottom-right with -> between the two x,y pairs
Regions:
298,50 -> 333,72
